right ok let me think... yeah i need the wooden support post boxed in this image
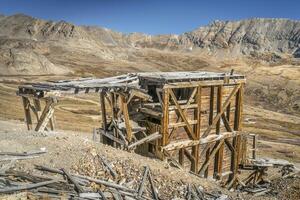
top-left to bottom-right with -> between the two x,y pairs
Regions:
204,86 -> 214,177
179,148 -> 184,166
191,86 -> 201,173
234,84 -> 243,131
110,92 -> 117,147
100,91 -> 107,131
22,96 -> 32,130
100,91 -> 111,144
120,95 -> 132,142
234,84 -> 244,167
214,86 -> 224,179
209,86 -> 214,125
250,134 -> 257,160
162,88 -> 170,146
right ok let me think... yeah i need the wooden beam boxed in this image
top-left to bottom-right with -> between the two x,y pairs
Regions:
162,131 -> 241,151
127,132 -> 161,150
163,79 -> 246,89
110,92 -> 117,147
120,95 -> 133,142
22,96 -> 32,130
100,91 -> 108,131
222,113 -> 233,132
209,86 -> 215,125
214,86 -> 223,179
192,86 -> 201,172
205,86 -> 214,177
234,84 -> 244,131
162,88 -> 170,146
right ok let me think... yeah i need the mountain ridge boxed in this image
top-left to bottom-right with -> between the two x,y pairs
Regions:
0,13 -> 299,115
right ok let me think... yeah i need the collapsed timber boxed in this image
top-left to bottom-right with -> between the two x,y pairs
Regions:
16,71 -> 296,192
0,149 -> 297,199
0,149 -> 231,200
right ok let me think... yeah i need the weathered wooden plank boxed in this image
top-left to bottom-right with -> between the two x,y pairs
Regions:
120,95 -> 133,142
22,97 -> 32,130
162,131 -> 241,151
162,88 -> 170,146
214,86 -> 223,179
128,132 -> 161,150
100,91 -> 108,132
163,79 -> 246,89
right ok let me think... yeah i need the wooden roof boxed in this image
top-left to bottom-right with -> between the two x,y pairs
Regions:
17,71 -> 245,98
137,71 -> 245,83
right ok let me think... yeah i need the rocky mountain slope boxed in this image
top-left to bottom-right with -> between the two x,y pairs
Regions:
0,14 -> 300,75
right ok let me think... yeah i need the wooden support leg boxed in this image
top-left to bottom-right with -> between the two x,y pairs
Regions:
162,88 -> 170,146
35,98 -> 57,132
214,86 -> 223,179
100,91 -> 109,144
204,86 -> 214,177
110,92 -> 118,147
22,96 -> 32,130
120,95 -> 132,142
192,87 -> 201,173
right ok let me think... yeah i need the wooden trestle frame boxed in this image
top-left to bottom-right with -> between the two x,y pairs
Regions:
17,72 -> 251,187
21,96 -> 57,132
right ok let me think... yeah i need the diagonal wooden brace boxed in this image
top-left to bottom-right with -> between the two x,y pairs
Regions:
198,139 -> 225,175
169,89 -> 196,140
35,98 -> 57,132
201,84 -> 241,138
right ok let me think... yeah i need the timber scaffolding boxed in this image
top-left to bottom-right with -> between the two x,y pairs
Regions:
17,71 -> 259,188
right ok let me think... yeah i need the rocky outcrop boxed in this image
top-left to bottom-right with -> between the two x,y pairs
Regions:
181,18 -> 300,58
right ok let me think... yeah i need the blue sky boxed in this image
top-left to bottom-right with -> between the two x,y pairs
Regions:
0,0 -> 299,34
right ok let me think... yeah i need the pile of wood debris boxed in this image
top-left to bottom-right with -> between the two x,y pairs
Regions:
0,147 -> 299,199
0,148 -> 229,200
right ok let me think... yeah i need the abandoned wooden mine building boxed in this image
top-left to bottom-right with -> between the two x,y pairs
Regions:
18,71 -> 255,187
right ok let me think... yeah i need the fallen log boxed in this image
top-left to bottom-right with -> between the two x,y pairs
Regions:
35,165 -> 134,193
0,179 -> 59,193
